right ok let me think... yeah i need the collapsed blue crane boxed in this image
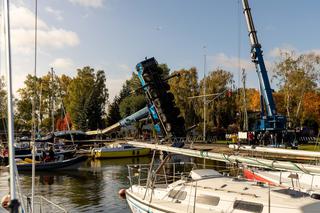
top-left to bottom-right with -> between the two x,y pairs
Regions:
242,0 -> 286,132
87,58 -> 186,147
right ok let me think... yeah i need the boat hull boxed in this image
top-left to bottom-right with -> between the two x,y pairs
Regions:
15,156 -> 87,171
94,148 -> 150,158
126,190 -> 173,213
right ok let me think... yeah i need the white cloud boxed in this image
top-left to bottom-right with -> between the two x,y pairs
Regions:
45,6 -> 63,21
210,53 -> 254,71
118,64 -> 131,72
50,58 -> 74,70
68,0 -> 104,8
2,3 -> 80,97
11,28 -> 79,54
268,45 -> 320,58
9,5 -> 80,54
107,78 -> 126,101
11,5 -> 48,30
268,45 -> 297,58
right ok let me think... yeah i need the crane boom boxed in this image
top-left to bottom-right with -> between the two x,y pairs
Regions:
242,0 -> 286,131
242,0 -> 276,117
86,106 -> 149,135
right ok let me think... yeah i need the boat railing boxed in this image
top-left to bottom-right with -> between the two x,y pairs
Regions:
21,194 -> 68,213
56,144 -> 77,152
158,136 -> 218,147
127,162 -> 230,188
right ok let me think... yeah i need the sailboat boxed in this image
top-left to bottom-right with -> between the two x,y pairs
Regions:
126,162 -> 320,213
124,141 -> 320,213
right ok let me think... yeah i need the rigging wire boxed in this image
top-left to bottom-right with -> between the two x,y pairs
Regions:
237,0 -> 242,116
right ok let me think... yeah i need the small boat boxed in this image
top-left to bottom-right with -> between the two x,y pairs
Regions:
91,143 -> 150,158
1,142 -> 77,163
125,162 -> 320,213
13,155 -> 87,171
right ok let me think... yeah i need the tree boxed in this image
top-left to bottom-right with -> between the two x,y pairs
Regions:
198,69 -> 235,131
0,76 -> 6,118
168,67 -> 200,128
273,51 -> 320,127
0,76 -> 7,135
66,67 -> 108,130
106,96 -> 121,126
15,75 -> 40,131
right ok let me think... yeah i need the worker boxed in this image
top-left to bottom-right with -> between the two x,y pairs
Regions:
48,146 -> 55,162
248,132 -> 254,145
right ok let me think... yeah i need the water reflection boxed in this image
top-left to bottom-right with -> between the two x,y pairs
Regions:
0,155 -> 233,212
1,157 -> 153,212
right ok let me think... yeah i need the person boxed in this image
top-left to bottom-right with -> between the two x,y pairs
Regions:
248,132 -> 254,145
41,150 -> 47,161
48,146 -> 55,162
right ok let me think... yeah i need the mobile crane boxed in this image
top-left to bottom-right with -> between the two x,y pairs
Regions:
87,58 -> 186,147
242,0 -> 288,143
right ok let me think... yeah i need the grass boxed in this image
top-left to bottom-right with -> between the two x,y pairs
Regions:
298,144 -> 320,152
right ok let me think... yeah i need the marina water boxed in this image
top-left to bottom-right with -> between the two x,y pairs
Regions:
0,156 -> 227,212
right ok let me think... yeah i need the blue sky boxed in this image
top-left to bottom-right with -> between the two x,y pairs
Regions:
3,0 -> 320,101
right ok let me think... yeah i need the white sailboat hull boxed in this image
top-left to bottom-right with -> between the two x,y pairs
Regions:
126,169 -> 320,213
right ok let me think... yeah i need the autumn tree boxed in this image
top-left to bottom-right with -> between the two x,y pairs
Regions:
273,51 -> 320,127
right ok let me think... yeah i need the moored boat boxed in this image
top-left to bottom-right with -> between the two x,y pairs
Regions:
11,155 -> 87,171
92,143 -> 150,158
125,162 -> 320,213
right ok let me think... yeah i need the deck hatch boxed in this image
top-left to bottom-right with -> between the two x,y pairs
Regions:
196,195 -> 220,206
168,190 -> 187,200
233,200 -> 263,213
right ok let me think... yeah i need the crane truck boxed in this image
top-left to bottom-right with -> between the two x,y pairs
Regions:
242,0 -> 290,146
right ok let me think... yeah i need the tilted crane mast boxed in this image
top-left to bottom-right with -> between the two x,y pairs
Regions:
87,57 -> 186,148
136,57 -> 186,147
242,0 -> 286,132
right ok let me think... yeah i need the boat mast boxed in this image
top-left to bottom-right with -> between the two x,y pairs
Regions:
51,67 -> 55,133
4,0 -> 20,211
31,0 -> 38,211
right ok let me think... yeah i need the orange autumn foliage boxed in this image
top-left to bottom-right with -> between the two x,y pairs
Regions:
303,92 -> 320,123
56,113 -> 72,131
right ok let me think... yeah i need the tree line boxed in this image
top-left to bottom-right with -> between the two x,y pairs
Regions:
0,51 -> 319,137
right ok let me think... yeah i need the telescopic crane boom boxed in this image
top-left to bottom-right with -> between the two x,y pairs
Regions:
242,0 -> 286,131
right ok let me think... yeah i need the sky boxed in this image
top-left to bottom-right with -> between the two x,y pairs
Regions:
1,0 -> 320,102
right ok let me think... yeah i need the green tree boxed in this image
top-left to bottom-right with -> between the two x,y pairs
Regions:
169,67 -> 199,128
106,96 -> 121,126
0,76 -> 7,135
198,69 -> 235,131
15,75 -> 40,131
67,67 -> 108,130
0,76 -> 6,117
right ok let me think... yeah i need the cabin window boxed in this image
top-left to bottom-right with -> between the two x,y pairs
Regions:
273,189 -> 309,198
168,190 -> 187,200
233,200 -> 263,213
196,195 -> 220,206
